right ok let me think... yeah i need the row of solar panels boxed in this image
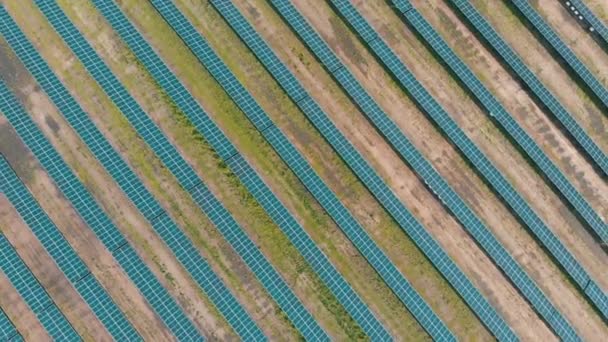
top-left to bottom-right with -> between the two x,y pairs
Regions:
0,3 -> 388,339
0,153 -> 140,340
270,0 -> 607,335
565,0 -> 608,46
35,0 -> 332,339
211,0 -> 520,340
230,0 -> 597,339
0,6 -> 206,340
391,0 -> 608,322
0,306 -> 21,341
0,231 -> 79,340
88,0 -> 393,339
511,1 -> 608,112
147,0 -> 461,340
450,1 -> 608,178
444,0 -> 608,320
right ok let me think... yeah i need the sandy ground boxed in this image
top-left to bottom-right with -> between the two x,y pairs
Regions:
0,195 -> 109,341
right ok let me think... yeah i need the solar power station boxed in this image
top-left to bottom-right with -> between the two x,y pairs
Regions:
0,0 -> 606,340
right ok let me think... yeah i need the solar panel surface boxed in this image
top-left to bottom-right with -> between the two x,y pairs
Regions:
510,0 -> 608,112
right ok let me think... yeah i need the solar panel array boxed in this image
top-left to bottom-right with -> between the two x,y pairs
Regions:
0,9 -> 204,341
0,233 -> 80,341
270,0 -> 605,335
448,1 -> 608,178
328,1 -> 584,340
89,0 -> 391,339
445,0 -> 608,320
0,305 -> 22,341
35,1 -> 327,339
0,155 -> 140,340
27,1 -> 265,339
407,2 -> 608,248
217,1 -> 590,341
397,0 -> 607,321
567,0 -> 608,46
510,0 -> 608,111
150,0 -> 466,340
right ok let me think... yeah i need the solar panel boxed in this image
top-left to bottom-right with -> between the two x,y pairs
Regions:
0,9 -> 202,341
0,234 -> 80,341
567,0 -> 608,47
446,0 -> 608,321
0,308 -> 21,341
510,0 -> 608,111
326,0 -> 582,339
0,156 -> 140,340
88,1 -> 389,338
34,0 -> 325,339
150,0 -> 461,339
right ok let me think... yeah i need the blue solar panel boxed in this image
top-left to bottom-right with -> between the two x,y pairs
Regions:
0,9 -> 203,341
567,0 -> 608,47
0,308 -> 21,341
510,0 -> 608,111
34,0 -> 322,339
88,1 -> 389,339
151,0 -> 461,339
0,156 -> 140,340
0,234 -> 80,341
445,0 -> 608,321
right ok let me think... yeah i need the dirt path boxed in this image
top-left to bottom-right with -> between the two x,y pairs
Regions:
412,0 -> 608,290
0,194 -> 109,341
